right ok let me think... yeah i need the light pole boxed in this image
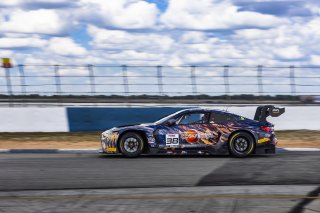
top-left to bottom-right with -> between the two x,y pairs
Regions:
2,58 -> 13,107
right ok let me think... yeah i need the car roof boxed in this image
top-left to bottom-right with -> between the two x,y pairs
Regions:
178,108 -> 244,119
178,108 -> 234,114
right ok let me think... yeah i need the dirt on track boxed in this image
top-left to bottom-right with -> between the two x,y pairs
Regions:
0,131 -> 319,149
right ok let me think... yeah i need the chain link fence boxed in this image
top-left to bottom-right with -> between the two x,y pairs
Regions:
1,65 -> 320,96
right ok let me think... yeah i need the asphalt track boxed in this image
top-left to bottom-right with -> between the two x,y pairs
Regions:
0,152 -> 319,190
0,152 -> 319,212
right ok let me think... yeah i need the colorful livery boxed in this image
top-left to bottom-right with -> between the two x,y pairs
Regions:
101,105 -> 285,157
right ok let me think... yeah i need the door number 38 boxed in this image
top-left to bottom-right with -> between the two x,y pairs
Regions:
166,134 -> 179,146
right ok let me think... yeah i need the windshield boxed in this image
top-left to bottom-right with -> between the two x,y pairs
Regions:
154,110 -> 185,124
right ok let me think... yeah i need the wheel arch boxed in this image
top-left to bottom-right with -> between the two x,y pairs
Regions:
117,130 -> 149,153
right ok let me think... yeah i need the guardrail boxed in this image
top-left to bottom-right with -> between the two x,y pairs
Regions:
1,65 -> 320,96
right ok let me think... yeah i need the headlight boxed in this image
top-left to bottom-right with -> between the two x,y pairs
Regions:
102,130 -> 111,137
101,134 -> 106,140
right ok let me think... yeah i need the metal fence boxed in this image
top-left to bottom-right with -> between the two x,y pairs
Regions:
1,65 -> 320,96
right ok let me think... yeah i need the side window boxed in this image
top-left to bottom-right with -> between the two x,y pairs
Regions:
210,112 -> 236,124
177,113 -> 207,125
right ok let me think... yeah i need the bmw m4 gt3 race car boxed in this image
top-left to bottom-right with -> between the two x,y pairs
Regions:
101,105 -> 285,157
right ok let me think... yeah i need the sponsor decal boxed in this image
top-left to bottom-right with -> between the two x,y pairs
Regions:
147,136 -> 156,143
181,129 -> 199,143
104,132 -> 119,143
258,138 -> 270,143
166,134 -> 179,146
181,129 -> 217,144
272,109 -> 280,113
106,147 -> 117,152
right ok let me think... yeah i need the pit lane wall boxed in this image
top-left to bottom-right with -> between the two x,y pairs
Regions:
0,106 -> 319,132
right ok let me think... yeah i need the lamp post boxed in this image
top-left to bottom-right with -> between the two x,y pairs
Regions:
2,58 -> 13,106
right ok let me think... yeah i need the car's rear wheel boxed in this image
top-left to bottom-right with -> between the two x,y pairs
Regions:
119,132 -> 144,157
228,132 -> 255,157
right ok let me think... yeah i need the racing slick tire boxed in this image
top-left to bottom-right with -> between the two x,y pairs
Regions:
119,132 -> 144,157
228,131 -> 255,158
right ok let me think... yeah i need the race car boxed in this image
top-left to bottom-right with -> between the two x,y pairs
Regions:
101,105 -> 285,157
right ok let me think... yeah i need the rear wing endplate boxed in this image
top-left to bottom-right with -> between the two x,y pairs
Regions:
254,105 -> 285,123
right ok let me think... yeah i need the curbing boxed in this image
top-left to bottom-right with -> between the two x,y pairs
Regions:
0,148 -> 320,154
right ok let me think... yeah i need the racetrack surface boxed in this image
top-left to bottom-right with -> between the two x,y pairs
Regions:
0,185 -> 319,213
0,152 -> 319,191
0,152 -> 319,213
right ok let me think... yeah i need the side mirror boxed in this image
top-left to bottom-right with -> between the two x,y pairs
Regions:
166,119 -> 177,126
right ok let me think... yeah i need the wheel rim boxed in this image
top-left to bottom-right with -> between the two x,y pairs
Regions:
233,137 -> 249,152
123,137 -> 140,153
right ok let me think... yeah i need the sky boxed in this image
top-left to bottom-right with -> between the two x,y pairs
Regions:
1,0 -> 320,66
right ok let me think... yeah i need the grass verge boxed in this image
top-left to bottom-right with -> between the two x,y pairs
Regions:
0,130 -> 319,149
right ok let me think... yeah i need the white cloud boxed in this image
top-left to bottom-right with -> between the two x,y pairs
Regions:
274,46 -> 304,60
233,17 -> 320,62
0,36 -> 47,49
59,68 -> 88,76
0,9 -> 69,35
79,0 -> 159,29
305,3 -> 320,15
107,50 -> 161,62
310,55 -> 320,65
305,18 -> 320,37
181,31 -> 209,44
0,50 -> 13,58
0,0 -> 20,7
0,0 -> 73,8
47,37 -> 87,56
160,0 -> 286,30
234,28 -> 274,40
0,0 -> 318,67
88,25 -> 174,52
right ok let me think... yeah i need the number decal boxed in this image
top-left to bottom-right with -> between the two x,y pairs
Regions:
166,134 -> 179,147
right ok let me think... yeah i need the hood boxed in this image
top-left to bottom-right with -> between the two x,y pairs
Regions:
111,123 -> 156,131
116,123 -> 141,128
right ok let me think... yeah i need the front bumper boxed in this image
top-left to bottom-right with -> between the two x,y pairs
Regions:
101,131 -> 119,153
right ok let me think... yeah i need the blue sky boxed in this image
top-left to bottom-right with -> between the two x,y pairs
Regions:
1,0 -> 320,66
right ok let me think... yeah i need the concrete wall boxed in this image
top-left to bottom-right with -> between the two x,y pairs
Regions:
0,107 -> 68,132
0,106 -> 319,132
66,107 -> 185,131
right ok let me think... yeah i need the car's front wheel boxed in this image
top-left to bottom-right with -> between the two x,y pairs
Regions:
119,132 -> 144,157
228,132 -> 255,157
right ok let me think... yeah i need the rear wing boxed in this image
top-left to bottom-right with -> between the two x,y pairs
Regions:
254,105 -> 285,123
